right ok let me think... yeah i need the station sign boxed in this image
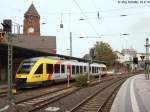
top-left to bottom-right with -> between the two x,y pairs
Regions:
0,31 -> 6,42
140,55 -> 145,61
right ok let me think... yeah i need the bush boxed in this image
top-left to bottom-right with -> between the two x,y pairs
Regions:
75,74 -> 88,87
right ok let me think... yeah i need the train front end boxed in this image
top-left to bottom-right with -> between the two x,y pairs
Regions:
16,60 -> 35,88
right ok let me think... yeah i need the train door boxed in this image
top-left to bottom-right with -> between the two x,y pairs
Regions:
32,64 -> 43,83
46,64 -> 53,81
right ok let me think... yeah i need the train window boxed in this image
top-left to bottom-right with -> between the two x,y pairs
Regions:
84,66 -> 86,72
95,67 -> 97,73
90,67 -> 91,73
72,65 -> 75,75
96,67 -> 98,73
17,61 -> 35,74
61,65 -> 65,73
80,66 -> 83,74
103,67 -> 106,71
35,64 -> 43,74
92,67 -> 94,73
54,64 -> 60,73
76,66 -> 79,74
94,67 -> 96,73
101,67 -> 106,71
47,64 -> 53,74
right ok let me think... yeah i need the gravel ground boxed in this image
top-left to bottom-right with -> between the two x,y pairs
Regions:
0,83 -> 71,110
37,78 -> 123,112
0,74 -> 133,112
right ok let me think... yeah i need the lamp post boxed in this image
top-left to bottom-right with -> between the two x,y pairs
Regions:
70,32 -> 72,57
60,16 -> 72,57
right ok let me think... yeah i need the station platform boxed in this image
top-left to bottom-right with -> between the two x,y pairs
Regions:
110,74 -> 150,112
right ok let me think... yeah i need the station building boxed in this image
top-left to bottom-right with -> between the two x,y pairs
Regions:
0,3 -> 56,83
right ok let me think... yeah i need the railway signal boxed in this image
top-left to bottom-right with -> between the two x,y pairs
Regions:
145,38 -> 150,80
2,19 -> 12,33
2,19 -> 14,104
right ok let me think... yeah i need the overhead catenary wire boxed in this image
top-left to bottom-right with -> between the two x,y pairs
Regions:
12,4 -> 150,15
73,0 -> 101,37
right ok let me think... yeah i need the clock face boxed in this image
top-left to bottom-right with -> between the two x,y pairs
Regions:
30,16 -> 33,20
28,27 -> 34,33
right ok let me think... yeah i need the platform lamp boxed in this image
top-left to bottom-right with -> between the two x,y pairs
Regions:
60,13 -> 64,28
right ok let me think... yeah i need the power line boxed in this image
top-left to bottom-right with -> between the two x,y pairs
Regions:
73,0 -> 101,37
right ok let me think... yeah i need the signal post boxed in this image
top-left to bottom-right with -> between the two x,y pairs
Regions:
1,19 -> 15,104
145,38 -> 150,80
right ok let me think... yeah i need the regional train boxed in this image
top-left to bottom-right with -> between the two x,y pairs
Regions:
15,57 -> 107,88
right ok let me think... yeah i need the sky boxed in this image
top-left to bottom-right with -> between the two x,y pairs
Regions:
0,0 -> 150,58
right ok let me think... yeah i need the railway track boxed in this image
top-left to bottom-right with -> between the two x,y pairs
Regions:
15,86 -> 80,112
13,76 -> 121,112
0,82 -> 75,98
0,74 -> 118,98
35,75 -> 130,112
69,78 -> 126,112
0,74 -> 133,112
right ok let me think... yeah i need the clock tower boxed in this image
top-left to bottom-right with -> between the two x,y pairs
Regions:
23,3 -> 40,36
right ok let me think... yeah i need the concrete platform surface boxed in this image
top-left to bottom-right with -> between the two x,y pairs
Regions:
110,74 -> 150,112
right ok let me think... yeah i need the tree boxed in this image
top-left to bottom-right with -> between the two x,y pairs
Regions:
94,41 -> 117,62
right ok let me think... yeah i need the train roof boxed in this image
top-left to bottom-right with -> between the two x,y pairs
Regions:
23,56 -> 106,65
22,57 -> 107,68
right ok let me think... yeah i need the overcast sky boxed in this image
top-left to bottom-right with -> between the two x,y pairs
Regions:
0,0 -> 150,57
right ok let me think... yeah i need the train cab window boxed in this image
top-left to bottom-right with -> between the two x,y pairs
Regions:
47,64 -> 53,74
54,64 -> 60,73
76,66 -> 79,74
61,65 -> 65,73
72,65 -> 75,75
35,64 -> 43,74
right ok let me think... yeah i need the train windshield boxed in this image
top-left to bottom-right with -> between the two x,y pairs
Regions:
17,61 -> 35,74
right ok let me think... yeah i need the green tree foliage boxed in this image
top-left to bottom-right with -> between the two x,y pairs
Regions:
95,41 -> 117,62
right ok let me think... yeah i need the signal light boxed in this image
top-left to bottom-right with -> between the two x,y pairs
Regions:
2,19 -> 12,33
